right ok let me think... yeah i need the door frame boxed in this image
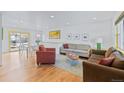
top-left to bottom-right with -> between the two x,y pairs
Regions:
8,30 -> 30,52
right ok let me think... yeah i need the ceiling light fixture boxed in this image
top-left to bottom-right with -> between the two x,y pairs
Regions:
93,17 -> 96,20
50,15 -> 55,18
66,22 -> 70,25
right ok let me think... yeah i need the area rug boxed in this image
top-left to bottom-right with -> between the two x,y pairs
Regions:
55,55 -> 86,77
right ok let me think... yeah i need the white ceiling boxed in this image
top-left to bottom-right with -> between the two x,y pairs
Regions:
2,11 -> 118,30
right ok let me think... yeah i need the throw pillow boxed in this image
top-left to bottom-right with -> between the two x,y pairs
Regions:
63,44 -> 69,49
111,51 -> 124,69
99,57 -> 115,66
105,47 -> 116,58
88,54 -> 104,63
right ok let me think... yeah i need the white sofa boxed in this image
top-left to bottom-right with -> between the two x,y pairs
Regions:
60,43 -> 91,58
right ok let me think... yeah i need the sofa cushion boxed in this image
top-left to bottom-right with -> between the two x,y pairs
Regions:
76,44 -> 91,51
63,44 -> 69,49
99,57 -> 115,66
88,54 -> 104,63
111,51 -> 124,69
62,48 -> 75,52
68,44 -> 77,49
70,49 -> 88,53
105,47 -> 116,58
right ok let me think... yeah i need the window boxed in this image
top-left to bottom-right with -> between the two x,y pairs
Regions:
116,19 -> 124,51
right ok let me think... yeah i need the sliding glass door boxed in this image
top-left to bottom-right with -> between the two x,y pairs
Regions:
9,31 -> 30,52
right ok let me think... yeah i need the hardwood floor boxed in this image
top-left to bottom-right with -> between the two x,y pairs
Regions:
0,52 -> 81,82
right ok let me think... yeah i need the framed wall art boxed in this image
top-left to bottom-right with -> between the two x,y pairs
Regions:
73,34 -> 80,40
49,30 -> 60,39
82,33 -> 89,41
66,33 -> 72,40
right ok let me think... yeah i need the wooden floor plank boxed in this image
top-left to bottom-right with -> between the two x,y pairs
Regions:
0,52 -> 81,82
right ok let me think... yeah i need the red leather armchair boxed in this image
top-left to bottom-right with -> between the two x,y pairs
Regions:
36,45 -> 56,65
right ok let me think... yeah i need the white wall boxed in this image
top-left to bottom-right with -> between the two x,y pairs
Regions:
1,12 -> 116,53
43,19 -> 114,49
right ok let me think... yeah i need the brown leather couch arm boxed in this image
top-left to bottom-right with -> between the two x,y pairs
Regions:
83,61 -> 124,82
89,49 -> 106,56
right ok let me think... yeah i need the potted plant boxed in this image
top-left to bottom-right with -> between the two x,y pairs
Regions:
35,39 -> 41,46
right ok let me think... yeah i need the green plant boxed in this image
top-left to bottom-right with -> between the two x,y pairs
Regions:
35,39 -> 40,45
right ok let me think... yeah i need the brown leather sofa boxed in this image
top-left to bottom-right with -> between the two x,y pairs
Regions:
36,45 -> 56,65
83,47 -> 124,82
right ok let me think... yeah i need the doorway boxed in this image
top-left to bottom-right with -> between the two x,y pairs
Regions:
9,31 -> 30,52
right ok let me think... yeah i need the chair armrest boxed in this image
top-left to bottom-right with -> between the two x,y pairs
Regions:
36,51 -> 56,64
89,49 -> 106,56
36,51 -> 55,59
83,62 -> 124,82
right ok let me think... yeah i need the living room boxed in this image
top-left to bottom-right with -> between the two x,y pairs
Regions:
0,11 -> 124,82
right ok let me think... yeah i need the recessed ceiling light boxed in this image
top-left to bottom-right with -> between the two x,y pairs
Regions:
50,15 -> 55,18
93,17 -> 96,20
66,22 -> 70,25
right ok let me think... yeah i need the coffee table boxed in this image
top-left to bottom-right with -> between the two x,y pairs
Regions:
66,52 -> 80,66
55,53 -> 87,77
